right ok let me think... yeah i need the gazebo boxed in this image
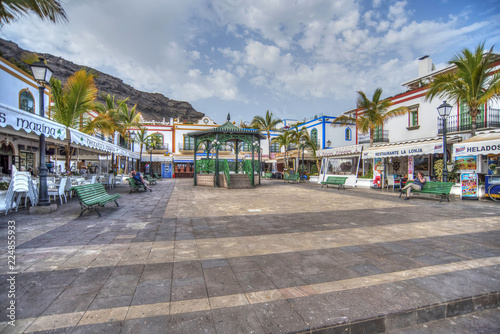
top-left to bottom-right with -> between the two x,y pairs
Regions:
187,114 -> 265,188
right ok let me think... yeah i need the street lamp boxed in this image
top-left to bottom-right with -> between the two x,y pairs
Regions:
30,58 -> 53,206
437,101 -> 453,182
326,140 -> 332,148
130,132 -> 136,171
148,142 -> 156,175
300,137 -> 306,180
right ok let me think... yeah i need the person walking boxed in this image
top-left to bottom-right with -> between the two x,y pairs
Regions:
401,171 -> 426,200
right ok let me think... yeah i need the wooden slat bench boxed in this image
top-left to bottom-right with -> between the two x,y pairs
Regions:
321,176 -> 348,189
399,181 -> 454,202
71,183 -> 121,217
283,173 -> 300,183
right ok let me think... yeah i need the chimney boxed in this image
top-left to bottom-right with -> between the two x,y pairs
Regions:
418,55 -> 435,77
170,117 -> 174,125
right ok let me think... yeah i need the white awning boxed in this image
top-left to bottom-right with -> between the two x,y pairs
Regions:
143,155 -> 173,162
363,137 -> 461,159
68,128 -> 140,159
318,144 -> 362,158
453,133 -> 500,156
0,103 -> 66,140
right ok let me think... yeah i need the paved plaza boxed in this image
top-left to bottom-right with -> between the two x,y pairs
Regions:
0,179 -> 499,333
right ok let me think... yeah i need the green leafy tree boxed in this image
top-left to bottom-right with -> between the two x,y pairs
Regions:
50,69 -> 98,170
425,43 -> 500,137
332,88 -> 409,145
118,99 -> 142,173
272,130 -> 293,171
0,0 -> 67,27
251,110 -> 281,157
133,127 -> 161,172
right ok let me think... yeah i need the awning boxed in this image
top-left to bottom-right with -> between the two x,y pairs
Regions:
318,144 -> 362,158
143,155 -> 173,162
68,128 -> 139,159
363,137 -> 461,159
453,133 -> 500,156
0,103 -> 66,140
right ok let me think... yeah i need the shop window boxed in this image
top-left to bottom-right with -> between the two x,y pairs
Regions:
345,128 -> 352,141
19,90 -> 35,113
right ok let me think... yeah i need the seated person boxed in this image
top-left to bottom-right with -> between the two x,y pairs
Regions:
129,170 -> 152,192
401,171 -> 426,200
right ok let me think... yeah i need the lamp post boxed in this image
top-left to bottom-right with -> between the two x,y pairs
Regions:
437,101 -> 452,182
300,137 -> 306,180
148,142 -> 155,175
326,140 -> 331,148
130,132 -> 136,171
30,58 -> 53,206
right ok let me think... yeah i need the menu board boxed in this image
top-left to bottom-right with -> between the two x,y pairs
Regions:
460,173 -> 478,200
456,156 -> 477,171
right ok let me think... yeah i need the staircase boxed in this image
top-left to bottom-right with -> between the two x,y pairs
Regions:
227,174 -> 252,189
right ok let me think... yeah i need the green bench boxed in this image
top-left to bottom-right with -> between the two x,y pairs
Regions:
144,174 -> 157,185
399,181 -> 454,202
264,172 -> 273,179
71,183 -> 121,217
321,176 -> 348,189
153,173 -> 162,180
283,173 -> 300,183
126,177 -> 148,193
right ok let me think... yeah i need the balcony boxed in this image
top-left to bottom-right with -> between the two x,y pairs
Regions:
438,107 -> 500,134
358,130 -> 390,144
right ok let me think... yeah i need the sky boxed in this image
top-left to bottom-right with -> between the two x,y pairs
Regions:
1,0 -> 499,124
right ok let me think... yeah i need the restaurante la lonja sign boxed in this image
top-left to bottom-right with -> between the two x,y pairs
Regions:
374,148 -> 423,157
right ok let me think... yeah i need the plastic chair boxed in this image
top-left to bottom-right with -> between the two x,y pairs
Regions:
114,174 -> 123,187
387,175 -> 401,191
0,180 -> 17,215
101,174 -> 114,188
48,177 -> 67,204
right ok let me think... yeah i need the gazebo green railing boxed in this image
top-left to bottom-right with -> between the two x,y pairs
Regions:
187,114 -> 265,187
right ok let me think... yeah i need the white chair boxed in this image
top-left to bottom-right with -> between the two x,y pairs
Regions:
82,175 -> 97,185
48,177 -> 67,204
0,181 -> 17,215
386,175 -> 401,192
64,177 -> 73,199
12,173 -> 31,208
101,174 -> 114,188
114,174 -> 123,187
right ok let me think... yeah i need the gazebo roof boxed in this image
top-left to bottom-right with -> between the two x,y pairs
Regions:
187,114 -> 265,139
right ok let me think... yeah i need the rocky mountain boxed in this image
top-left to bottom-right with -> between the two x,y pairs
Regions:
0,38 -> 204,122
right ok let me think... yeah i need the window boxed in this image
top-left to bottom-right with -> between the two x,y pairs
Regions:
373,125 -> 383,141
270,141 -> 280,153
19,90 -> 34,113
345,128 -> 352,141
460,101 -> 485,130
410,107 -> 418,127
183,136 -> 195,150
151,132 -> 164,147
310,129 -> 318,145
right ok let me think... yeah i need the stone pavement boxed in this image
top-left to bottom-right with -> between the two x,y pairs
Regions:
0,178 -> 498,333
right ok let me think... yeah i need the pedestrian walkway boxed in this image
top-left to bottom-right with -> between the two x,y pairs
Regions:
0,179 -> 498,333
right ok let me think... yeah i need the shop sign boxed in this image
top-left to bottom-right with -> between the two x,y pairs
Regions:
454,141 -> 500,156
318,145 -> 362,157
0,104 -> 66,140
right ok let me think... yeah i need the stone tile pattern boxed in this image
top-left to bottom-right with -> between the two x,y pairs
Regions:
0,179 -> 498,333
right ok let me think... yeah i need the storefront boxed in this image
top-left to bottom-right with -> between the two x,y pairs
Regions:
362,137 -> 461,187
452,133 -> 500,198
0,103 -> 67,175
318,144 -> 362,187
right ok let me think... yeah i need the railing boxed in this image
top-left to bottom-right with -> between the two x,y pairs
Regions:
179,143 -> 232,151
219,159 -> 230,187
358,130 -> 390,144
148,144 -> 169,151
438,107 -> 500,134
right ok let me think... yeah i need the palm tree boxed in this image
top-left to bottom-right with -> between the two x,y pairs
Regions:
118,100 -> 142,174
133,126 -> 161,172
425,43 -> 500,137
304,135 -> 321,172
251,110 -> 281,157
50,69 -> 98,170
0,0 -> 67,27
272,130 -> 293,171
332,88 -> 409,145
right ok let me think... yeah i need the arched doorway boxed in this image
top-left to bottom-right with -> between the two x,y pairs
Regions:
0,142 -> 15,175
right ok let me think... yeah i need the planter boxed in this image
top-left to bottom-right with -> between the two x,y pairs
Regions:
356,178 -> 372,188
309,176 -> 319,183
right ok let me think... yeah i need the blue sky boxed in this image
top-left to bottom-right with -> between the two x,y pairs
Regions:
1,0 -> 499,124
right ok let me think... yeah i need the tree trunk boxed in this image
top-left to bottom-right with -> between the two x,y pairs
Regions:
65,144 -> 72,172
267,133 -> 271,158
370,129 -> 374,146
139,147 -> 143,173
470,109 -> 478,137
124,130 -> 130,174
